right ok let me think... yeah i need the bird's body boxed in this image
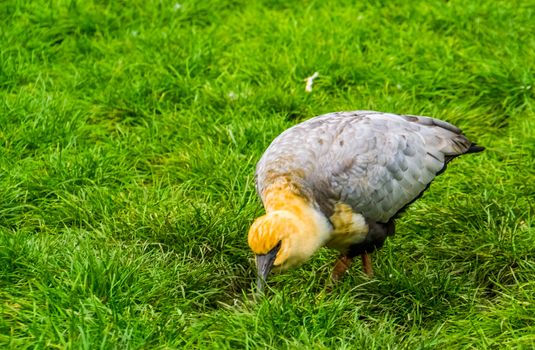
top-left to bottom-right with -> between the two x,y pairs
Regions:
248,110 -> 483,287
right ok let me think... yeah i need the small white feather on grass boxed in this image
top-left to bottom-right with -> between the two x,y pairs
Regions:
304,72 -> 319,92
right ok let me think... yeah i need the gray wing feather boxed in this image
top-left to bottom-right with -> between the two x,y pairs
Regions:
256,111 -> 474,223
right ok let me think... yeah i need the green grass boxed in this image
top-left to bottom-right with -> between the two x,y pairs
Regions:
1,0 -> 534,348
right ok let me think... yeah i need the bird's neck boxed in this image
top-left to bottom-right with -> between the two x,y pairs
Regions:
262,179 -> 332,246
262,180 -> 308,213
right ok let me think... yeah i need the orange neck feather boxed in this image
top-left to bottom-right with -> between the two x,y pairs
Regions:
262,177 -> 310,215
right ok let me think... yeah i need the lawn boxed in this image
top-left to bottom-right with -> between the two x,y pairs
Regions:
1,0 -> 534,348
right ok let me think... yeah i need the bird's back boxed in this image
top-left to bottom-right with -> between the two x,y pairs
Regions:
255,111 -> 483,223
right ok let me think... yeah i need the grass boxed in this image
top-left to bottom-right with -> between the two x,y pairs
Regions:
0,0 -> 534,348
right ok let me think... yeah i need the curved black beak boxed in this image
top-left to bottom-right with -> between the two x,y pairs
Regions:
255,241 -> 281,293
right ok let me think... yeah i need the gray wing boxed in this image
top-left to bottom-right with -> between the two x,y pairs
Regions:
256,111 -> 475,223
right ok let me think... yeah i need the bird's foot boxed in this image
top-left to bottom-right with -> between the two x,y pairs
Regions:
331,255 -> 353,281
361,252 -> 374,277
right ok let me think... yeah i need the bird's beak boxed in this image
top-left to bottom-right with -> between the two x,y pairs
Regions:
255,241 -> 281,293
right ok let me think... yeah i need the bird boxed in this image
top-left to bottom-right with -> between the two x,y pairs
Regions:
247,110 -> 484,291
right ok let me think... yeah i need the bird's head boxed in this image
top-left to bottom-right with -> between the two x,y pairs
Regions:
248,210 -> 323,291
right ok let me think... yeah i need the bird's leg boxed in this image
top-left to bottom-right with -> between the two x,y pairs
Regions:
361,252 -> 373,277
331,255 -> 353,281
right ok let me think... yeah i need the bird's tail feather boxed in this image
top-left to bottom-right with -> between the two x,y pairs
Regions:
466,143 -> 485,154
